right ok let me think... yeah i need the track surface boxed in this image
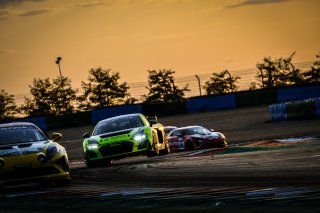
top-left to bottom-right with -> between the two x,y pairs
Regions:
1,105 -> 320,212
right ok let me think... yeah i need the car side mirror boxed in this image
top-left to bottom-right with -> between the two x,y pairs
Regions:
210,129 -> 215,132
51,132 -> 62,141
148,116 -> 158,126
83,132 -> 90,139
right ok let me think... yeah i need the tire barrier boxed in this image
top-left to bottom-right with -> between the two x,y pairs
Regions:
316,100 -> 320,118
269,103 -> 287,121
269,97 -> 320,121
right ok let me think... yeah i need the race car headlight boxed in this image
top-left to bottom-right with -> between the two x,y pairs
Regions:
86,144 -> 99,150
46,144 -> 60,156
133,133 -> 147,141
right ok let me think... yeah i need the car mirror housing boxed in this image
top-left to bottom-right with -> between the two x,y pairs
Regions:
148,116 -> 158,126
51,132 -> 62,141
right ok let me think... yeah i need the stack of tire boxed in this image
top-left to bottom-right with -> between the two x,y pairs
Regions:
269,97 -> 320,121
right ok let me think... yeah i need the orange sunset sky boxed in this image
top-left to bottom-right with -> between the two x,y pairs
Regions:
0,0 -> 319,96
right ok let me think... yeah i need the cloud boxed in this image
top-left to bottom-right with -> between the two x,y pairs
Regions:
0,49 -> 14,54
0,0 -> 46,9
17,8 -> 51,16
70,1 -> 107,8
225,0 -> 289,9
0,0 -> 49,18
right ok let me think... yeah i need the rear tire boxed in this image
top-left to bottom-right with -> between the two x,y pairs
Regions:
185,140 -> 194,151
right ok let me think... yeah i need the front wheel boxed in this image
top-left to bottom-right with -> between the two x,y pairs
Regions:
147,133 -> 159,157
159,142 -> 170,155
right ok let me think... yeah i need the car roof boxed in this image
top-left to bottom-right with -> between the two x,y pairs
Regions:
0,122 -> 38,128
173,125 -> 203,131
97,113 -> 143,124
165,126 -> 177,129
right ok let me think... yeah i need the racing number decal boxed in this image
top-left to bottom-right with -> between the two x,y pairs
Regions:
178,139 -> 184,149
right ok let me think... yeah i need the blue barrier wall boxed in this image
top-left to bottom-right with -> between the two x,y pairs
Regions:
277,85 -> 320,102
91,104 -> 143,124
19,116 -> 47,130
186,94 -> 236,113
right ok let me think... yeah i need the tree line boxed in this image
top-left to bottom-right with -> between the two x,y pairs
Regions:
1,52 -> 319,121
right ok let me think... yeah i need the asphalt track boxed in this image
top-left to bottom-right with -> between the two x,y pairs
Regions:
1,105 -> 320,213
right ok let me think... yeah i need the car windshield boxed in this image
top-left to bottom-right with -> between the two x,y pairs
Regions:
185,127 -> 210,136
165,127 -> 177,134
93,115 -> 144,136
0,125 -> 48,145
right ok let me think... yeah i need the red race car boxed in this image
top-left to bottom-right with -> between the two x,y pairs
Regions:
167,125 -> 227,152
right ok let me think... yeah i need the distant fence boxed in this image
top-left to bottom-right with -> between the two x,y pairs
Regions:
10,83 -> 319,130
13,61 -> 316,106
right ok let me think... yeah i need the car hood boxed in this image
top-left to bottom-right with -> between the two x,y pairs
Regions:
91,127 -> 144,141
192,132 -> 221,139
0,140 -> 50,157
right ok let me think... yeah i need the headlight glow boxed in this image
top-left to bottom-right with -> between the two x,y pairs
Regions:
133,133 -> 147,141
46,144 -> 60,156
86,144 -> 99,150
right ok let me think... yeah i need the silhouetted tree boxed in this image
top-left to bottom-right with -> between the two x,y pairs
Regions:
78,67 -> 136,110
20,77 -> 78,116
256,52 -> 303,88
204,70 -> 240,95
0,89 -> 18,121
143,69 -> 189,103
248,82 -> 258,90
304,52 -> 320,83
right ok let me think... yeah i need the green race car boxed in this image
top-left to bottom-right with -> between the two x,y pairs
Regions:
83,113 -> 170,167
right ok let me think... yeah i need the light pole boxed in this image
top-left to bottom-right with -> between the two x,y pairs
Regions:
55,57 -> 63,80
195,75 -> 201,96
55,57 -> 66,112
